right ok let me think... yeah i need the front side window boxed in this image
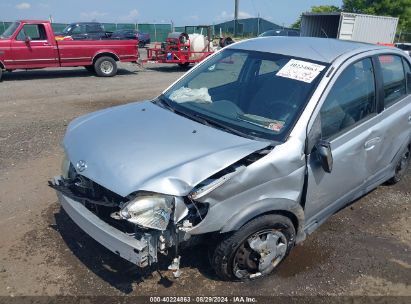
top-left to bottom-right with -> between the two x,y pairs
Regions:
378,55 -> 406,107
161,49 -> 328,141
321,58 -> 376,139
16,24 -> 47,41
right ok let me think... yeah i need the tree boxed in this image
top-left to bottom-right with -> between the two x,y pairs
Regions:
343,0 -> 411,33
291,5 -> 341,29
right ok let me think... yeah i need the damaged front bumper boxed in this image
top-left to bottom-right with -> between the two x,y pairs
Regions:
55,183 -> 152,268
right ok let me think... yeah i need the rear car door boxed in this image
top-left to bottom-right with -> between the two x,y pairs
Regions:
369,54 -> 411,182
10,23 -> 58,68
304,57 -> 381,227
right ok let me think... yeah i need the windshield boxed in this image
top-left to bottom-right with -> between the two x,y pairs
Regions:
0,22 -> 20,39
61,25 -> 72,35
161,49 -> 328,141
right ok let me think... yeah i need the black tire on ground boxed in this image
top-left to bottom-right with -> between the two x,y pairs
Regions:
211,214 -> 295,281
94,56 -> 117,77
0,69 -> 2,82
178,62 -> 190,68
386,145 -> 410,184
84,65 -> 95,73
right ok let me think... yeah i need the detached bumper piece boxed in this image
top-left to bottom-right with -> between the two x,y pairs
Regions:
52,178 -> 151,267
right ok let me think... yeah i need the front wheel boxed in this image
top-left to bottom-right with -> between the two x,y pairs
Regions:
94,56 -> 117,77
211,214 -> 295,281
0,69 -> 3,82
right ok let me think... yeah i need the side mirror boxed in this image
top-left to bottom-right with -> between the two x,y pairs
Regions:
24,36 -> 31,43
315,140 -> 333,173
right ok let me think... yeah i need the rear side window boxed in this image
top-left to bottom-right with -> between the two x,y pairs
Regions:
378,55 -> 406,107
321,58 -> 376,139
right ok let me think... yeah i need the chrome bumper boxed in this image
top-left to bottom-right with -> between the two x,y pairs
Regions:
56,189 -> 150,267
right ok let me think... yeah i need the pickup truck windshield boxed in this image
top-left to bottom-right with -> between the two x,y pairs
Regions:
0,22 -> 20,39
162,49 -> 328,141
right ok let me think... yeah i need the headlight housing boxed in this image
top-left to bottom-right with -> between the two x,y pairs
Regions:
120,195 -> 173,230
61,154 -> 70,179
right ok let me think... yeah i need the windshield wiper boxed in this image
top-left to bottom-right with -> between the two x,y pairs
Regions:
192,113 -> 258,140
154,95 -> 176,112
154,96 -> 257,140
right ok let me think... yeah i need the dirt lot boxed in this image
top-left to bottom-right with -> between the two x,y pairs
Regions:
0,60 -> 410,300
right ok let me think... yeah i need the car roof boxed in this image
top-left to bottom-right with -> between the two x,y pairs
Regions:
70,22 -> 101,25
19,20 -> 50,23
229,37 -> 389,63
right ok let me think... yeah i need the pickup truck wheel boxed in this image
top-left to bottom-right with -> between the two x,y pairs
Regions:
211,214 -> 295,281
0,69 -> 3,82
386,146 -> 410,184
94,57 -> 117,77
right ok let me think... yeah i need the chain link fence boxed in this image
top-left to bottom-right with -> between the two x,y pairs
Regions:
0,21 -> 174,42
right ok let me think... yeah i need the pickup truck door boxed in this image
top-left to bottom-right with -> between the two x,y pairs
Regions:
304,57 -> 380,231
10,23 -> 58,68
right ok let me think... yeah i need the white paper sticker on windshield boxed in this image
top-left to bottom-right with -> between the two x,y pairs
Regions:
276,59 -> 326,83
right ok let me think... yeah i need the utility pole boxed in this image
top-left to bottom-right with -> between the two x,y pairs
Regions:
234,0 -> 239,36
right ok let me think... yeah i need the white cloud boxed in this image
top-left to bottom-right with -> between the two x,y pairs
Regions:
216,10 -> 253,22
16,2 -> 31,10
238,11 -> 253,19
80,11 -> 108,21
120,9 -> 139,22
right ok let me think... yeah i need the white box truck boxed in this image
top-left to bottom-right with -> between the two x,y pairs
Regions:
300,12 -> 398,44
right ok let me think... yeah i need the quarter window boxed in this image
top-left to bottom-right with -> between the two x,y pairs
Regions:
321,58 -> 376,139
378,55 -> 406,107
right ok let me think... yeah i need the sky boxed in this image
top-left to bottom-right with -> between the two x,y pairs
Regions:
0,0 -> 343,26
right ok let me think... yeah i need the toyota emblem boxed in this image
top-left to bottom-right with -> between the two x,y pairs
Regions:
76,160 -> 87,172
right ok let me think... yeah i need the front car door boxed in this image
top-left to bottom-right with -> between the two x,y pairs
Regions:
10,23 -> 58,68
304,56 -> 381,231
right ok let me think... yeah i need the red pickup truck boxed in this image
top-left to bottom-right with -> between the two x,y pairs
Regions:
0,20 -> 139,81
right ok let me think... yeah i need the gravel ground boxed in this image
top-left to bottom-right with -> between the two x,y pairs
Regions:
0,59 -> 410,301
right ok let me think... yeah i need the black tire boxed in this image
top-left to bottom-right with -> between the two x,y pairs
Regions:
211,214 -> 295,281
94,56 -> 117,77
0,69 -> 2,82
84,65 -> 95,73
178,62 -> 190,68
386,145 -> 410,184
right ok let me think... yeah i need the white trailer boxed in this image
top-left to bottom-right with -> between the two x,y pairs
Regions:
300,12 -> 398,44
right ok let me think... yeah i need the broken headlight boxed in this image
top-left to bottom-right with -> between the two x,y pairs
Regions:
120,195 -> 173,231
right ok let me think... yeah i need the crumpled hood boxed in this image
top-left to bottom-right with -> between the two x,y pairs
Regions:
64,101 -> 270,197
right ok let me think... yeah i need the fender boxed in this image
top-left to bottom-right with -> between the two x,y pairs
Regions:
92,50 -> 120,63
219,198 -> 306,243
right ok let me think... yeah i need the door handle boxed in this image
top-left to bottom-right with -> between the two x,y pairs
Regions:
408,115 -> 411,124
364,137 -> 381,151
43,42 -> 51,46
